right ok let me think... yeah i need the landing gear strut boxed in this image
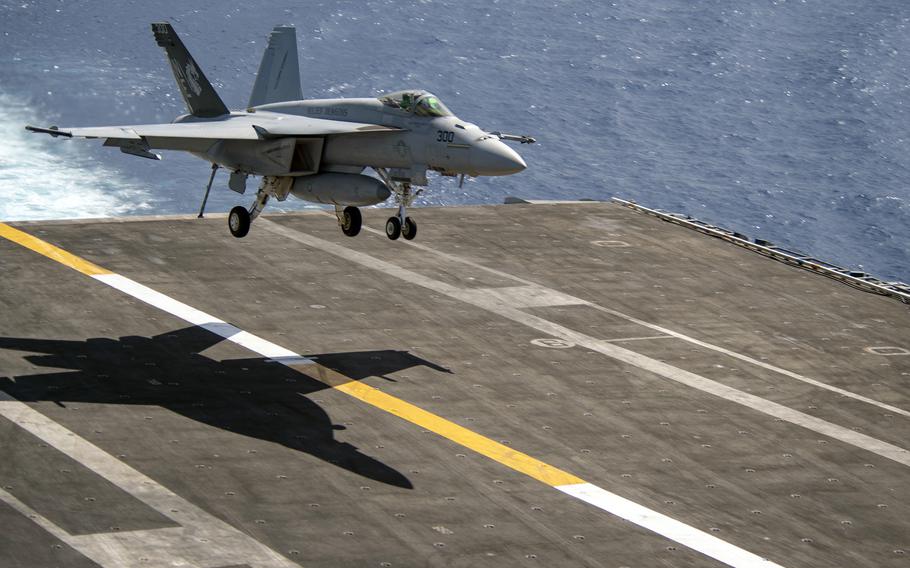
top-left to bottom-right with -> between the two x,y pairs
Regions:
228,176 -> 282,238
375,168 -> 420,241
335,205 -> 362,237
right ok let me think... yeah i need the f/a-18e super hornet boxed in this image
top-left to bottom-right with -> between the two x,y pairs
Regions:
27,23 -> 534,240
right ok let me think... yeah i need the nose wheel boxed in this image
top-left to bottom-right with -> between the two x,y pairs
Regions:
375,167 -> 422,241
402,217 -> 417,240
385,216 -> 401,240
385,215 -> 416,241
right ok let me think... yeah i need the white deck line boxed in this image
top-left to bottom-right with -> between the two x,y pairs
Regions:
354,215 -> 910,419
260,218 -> 910,467
586,303 -> 910,418
557,483 -> 778,568
0,486 -> 73,544
94,274 -> 312,363
0,391 -> 299,568
74,264 -> 780,566
603,335 -> 675,342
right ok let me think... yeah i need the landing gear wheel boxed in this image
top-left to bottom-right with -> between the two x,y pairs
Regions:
402,218 -> 417,240
228,206 -> 251,238
385,216 -> 401,240
341,206 -> 362,237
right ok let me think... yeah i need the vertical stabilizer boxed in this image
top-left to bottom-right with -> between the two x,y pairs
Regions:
248,26 -> 302,107
151,22 -> 229,118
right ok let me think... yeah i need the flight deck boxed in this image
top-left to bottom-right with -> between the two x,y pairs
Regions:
0,202 -> 907,568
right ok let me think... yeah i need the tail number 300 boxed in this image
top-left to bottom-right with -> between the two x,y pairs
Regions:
436,130 -> 455,143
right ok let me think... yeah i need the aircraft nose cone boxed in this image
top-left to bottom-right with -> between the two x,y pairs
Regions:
472,140 -> 527,176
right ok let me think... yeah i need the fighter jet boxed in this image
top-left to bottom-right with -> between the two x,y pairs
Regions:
26,23 -> 534,240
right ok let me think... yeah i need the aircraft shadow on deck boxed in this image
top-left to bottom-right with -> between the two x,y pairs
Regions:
0,327 -> 454,489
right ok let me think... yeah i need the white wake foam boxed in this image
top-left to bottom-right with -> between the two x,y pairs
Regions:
0,93 -> 156,221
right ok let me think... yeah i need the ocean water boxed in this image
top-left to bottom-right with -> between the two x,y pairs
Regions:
1,0 -> 908,282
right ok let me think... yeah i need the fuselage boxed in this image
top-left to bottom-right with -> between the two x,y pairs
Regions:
177,93 -> 526,181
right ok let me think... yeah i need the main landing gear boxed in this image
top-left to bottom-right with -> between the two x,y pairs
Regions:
193,163 -> 257,239
335,205 -> 362,237
228,206 -> 250,238
375,168 -> 419,241
228,177 -> 275,238
215,169 -> 420,241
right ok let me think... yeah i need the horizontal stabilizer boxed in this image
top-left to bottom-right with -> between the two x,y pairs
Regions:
249,26 -> 303,107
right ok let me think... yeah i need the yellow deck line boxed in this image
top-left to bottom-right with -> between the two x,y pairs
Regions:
336,380 -> 583,486
0,223 -> 111,276
0,222 -> 581,487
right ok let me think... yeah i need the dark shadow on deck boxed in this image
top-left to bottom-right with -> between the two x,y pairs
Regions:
0,327 -> 452,489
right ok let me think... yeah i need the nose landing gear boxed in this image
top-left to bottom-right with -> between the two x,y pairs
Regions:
375,168 -> 421,241
385,201 -> 417,241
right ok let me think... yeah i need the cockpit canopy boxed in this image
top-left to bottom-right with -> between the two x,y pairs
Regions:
379,90 -> 453,117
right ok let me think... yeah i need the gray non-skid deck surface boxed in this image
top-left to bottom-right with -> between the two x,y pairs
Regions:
0,203 -> 907,567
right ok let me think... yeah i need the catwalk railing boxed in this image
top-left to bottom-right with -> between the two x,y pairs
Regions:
613,198 -> 910,305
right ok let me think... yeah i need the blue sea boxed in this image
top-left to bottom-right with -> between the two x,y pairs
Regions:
1,0 -> 908,282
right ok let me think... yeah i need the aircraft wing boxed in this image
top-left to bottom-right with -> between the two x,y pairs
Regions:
26,114 -> 401,142
26,114 -> 402,160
